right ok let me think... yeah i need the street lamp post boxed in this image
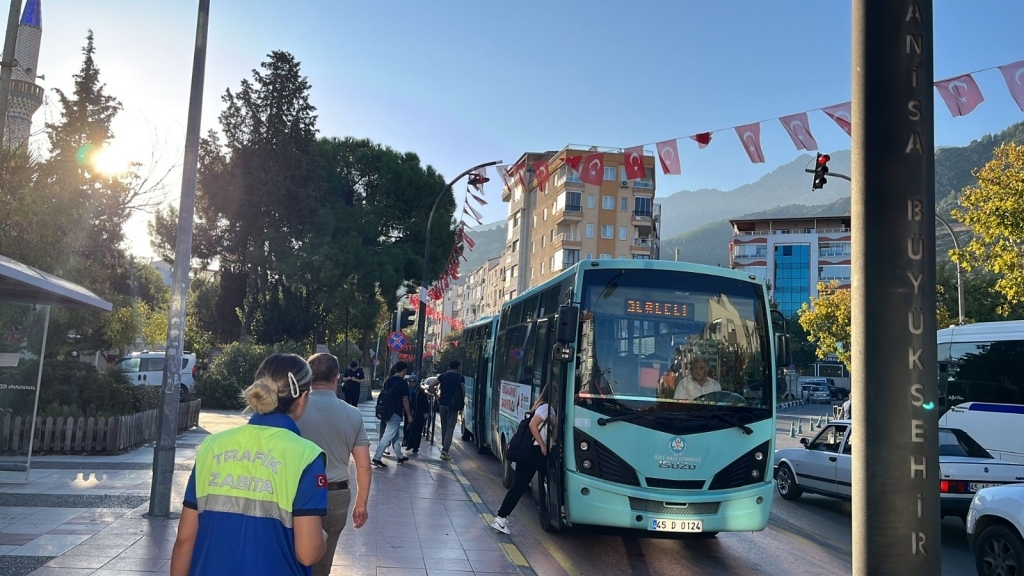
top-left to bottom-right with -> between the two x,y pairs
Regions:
415,160 -> 501,381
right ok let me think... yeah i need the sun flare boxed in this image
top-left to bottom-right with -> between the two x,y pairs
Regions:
90,146 -> 132,176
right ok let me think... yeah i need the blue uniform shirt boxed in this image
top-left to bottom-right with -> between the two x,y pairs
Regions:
183,411 -> 327,576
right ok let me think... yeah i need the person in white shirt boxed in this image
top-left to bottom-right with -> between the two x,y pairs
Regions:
671,357 -> 722,400
842,392 -> 852,420
490,386 -> 550,535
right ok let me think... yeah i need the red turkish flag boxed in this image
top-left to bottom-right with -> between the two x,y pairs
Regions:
690,132 -> 712,149
656,139 -> 681,175
998,60 -> 1024,112
580,153 -> 605,186
533,161 -> 551,192
462,232 -> 475,250
564,155 -> 582,173
734,123 -> 765,164
779,112 -> 819,151
822,102 -> 852,136
935,74 -> 985,117
623,146 -> 646,180
495,165 -> 512,187
512,162 -> 527,188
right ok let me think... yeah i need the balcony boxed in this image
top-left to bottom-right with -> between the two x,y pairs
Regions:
733,250 -> 768,260
630,238 -> 653,253
554,233 -> 582,247
632,210 -> 653,223
556,205 -> 584,222
818,248 -> 852,258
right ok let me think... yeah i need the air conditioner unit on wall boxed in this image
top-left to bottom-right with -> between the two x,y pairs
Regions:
620,181 -> 630,188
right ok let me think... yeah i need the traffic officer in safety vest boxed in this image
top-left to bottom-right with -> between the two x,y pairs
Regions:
171,353 -> 329,576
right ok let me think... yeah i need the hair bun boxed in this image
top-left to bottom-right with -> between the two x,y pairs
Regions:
243,378 -> 280,414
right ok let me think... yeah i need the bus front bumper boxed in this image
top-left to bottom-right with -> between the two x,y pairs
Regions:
565,471 -> 774,533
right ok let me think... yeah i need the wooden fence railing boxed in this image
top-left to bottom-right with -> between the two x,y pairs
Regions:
0,399 -> 201,455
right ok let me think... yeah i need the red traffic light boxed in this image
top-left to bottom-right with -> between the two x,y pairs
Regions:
817,154 -> 831,165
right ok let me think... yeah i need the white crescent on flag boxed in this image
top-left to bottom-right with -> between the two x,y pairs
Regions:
735,123 -> 765,163
655,139 -> 681,175
998,61 -> 1024,112
780,113 -> 818,151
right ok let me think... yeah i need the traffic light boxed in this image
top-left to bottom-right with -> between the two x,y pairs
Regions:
400,309 -> 416,328
812,153 -> 830,190
390,311 -> 398,330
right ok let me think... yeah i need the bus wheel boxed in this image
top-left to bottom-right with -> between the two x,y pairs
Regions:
501,441 -> 515,489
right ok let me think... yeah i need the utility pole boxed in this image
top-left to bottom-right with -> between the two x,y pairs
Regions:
851,1 -> 940,574
0,0 -> 22,142
149,0 -> 210,518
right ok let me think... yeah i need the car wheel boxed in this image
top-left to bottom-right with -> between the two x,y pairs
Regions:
179,385 -> 190,403
975,524 -> 1024,576
776,464 -> 802,501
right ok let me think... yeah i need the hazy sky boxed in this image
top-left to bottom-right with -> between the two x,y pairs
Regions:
30,1 -> 1024,258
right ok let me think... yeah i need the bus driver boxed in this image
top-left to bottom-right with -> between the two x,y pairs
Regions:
662,357 -> 721,400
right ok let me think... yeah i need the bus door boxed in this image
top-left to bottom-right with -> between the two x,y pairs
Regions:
537,318 -> 568,531
475,341 -> 492,454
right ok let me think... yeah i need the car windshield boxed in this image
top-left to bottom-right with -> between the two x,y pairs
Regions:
115,357 -> 141,373
939,428 -> 993,459
574,268 -> 772,421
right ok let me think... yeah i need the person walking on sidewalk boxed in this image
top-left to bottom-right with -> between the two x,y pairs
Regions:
341,360 -> 364,407
171,353 -> 328,576
490,386 -> 550,535
372,361 -> 414,468
404,374 -> 430,453
435,361 -> 466,461
298,353 -> 372,576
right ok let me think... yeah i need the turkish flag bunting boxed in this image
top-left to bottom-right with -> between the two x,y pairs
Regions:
623,146 -> 646,180
461,251 -> 468,261
462,233 -> 475,250
463,207 -> 482,226
655,139 -> 681,175
533,161 -> 551,192
471,168 -> 486,191
450,269 -> 460,281
564,155 -> 582,173
464,202 -> 483,223
513,162 -> 527,188
998,60 -> 1024,112
469,192 -> 487,205
580,153 -> 605,186
735,123 -> 765,164
495,165 -> 511,187
821,102 -> 852,136
935,74 -> 985,117
691,132 -> 712,149
779,112 -> 819,151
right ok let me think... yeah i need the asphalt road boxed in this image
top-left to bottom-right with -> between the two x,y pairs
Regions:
446,403 -> 977,575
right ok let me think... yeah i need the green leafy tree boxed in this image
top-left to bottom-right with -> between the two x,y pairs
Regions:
952,143 -> 1024,314
798,281 -> 852,371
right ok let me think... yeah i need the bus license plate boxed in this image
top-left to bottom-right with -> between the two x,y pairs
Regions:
970,482 -> 1002,492
648,518 -> 702,533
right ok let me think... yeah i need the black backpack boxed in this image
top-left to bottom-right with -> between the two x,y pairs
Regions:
375,382 -> 394,421
506,410 -> 546,463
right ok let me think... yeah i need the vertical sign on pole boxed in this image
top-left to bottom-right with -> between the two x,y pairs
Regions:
851,1 -> 940,574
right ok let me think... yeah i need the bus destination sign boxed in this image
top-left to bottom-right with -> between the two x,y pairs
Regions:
625,300 -> 693,319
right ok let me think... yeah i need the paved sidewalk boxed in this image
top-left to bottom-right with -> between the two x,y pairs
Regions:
0,401 -> 528,575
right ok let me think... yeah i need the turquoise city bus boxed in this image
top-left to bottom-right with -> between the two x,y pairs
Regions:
460,259 -> 788,535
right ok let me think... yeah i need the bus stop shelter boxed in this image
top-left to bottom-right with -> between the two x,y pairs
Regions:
0,254 -> 112,476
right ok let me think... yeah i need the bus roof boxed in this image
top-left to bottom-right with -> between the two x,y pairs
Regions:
502,258 -> 767,309
937,320 -> 1024,344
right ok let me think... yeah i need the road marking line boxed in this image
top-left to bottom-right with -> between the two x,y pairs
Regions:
502,542 -> 530,566
469,491 -> 483,504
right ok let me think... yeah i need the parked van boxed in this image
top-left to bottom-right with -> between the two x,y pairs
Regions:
115,351 -> 197,402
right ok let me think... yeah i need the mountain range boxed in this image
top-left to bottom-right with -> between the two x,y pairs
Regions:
462,121 -> 1024,272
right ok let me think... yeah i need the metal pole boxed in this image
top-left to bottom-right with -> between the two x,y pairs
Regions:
149,0 -> 210,518
0,0 -> 22,143
852,1 -> 940,574
674,248 -> 679,262
415,160 -> 501,382
934,214 -> 965,325
24,305 -> 49,481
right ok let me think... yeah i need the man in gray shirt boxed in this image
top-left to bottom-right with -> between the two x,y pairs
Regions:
299,353 -> 372,576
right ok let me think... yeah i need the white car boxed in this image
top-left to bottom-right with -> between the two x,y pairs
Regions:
115,351 -> 198,401
966,484 -> 1024,576
773,420 -> 1024,519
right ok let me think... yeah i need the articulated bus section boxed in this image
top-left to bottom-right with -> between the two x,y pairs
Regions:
458,259 -> 789,536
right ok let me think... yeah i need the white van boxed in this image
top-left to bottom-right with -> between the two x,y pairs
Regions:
115,351 -> 197,402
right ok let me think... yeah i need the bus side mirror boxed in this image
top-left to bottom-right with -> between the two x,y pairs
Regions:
556,305 -> 579,345
775,334 -> 791,369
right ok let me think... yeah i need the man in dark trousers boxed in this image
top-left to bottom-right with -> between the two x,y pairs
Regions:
435,361 -> 465,461
341,361 -> 365,407
372,361 -> 413,468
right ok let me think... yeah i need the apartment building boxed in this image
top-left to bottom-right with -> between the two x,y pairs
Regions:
502,146 -> 661,294
728,216 -> 852,318
457,257 -> 500,326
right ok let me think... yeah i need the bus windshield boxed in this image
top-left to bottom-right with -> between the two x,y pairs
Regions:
575,268 -> 772,418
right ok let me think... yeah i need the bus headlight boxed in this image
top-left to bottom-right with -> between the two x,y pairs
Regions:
579,441 -> 590,451
754,451 -> 764,461
582,459 -> 593,470
751,469 -> 760,479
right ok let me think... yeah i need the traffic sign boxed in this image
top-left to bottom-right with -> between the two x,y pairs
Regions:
387,331 -> 407,352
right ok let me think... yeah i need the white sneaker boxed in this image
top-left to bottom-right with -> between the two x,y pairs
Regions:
490,516 -> 510,534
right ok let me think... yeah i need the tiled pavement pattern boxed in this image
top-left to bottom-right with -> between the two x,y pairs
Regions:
0,403 -> 528,575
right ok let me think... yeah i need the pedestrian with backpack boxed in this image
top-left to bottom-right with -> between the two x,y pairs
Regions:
435,361 -> 466,461
490,385 -> 550,535
372,362 -> 413,468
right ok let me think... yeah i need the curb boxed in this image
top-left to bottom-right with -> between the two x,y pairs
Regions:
776,399 -> 806,412
447,459 -> 536,576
